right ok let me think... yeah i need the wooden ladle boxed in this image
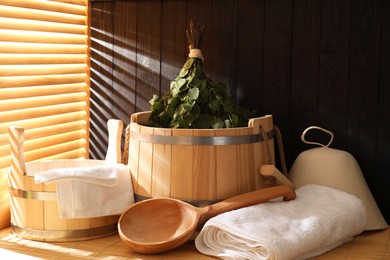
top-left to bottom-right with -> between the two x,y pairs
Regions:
118,184 -> 296,254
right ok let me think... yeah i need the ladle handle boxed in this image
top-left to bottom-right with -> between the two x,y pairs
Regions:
204,185 -> 296,222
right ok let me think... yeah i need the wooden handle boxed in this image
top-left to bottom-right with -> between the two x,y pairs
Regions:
202,185 -> 296,224
8,126 -> 27,189
130,111 -> 151,124
260,164 -> 295,188
105,119 -> 124,163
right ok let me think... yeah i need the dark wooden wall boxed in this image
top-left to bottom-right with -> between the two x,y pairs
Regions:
89,0 -> 390,222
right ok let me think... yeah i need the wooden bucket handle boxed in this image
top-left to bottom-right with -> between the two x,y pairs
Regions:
9,126 -> 27,176
105,119 -> 124,163
248,115 -> 288,177
248,115 -> 274,165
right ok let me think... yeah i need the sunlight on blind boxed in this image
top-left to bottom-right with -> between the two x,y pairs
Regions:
0,0 -> 90,229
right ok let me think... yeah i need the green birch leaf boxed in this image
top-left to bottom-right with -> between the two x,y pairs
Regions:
151,100 -> 164,113
179,68 -> 189,78
192,114 -> 212,128
211,117 -> 224,129
183,58 -> 194,70
188,87 -> 199,100
209,99 -> 221,113
176,78 -> 187,89
149,94 -> 159,105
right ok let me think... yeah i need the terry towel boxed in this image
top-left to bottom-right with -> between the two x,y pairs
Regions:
34,163 -> 134,218
195,184 -> 367,260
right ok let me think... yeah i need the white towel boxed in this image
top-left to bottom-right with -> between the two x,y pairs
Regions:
195,184 -> 367,260
34,163 -> 134,218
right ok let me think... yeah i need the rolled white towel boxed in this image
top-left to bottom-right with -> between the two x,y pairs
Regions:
195,184 -> 367,260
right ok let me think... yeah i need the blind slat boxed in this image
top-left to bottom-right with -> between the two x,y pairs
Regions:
38,148 -> 86,161
0,0 -> 86,16
0,102 -> 87,123
0,17 -> 86,35
0,29 -> 87,44
0,130 -> 86,158
0,120 -> 87,144
0,5 -> 86,25
0,54 -> 87,65
51,0 -> 87,7
0,64 -> 87,76
24,139 -> 87,162
0,42 -> 86,54
0,111 -> 87,134
0,74 -> 87,88
0,83 -> 86,100
0,142 -> 87,169
0,93 -> 87,111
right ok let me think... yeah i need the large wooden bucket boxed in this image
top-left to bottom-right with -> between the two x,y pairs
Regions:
128,111 -> 275,206
8,120 -> 124,242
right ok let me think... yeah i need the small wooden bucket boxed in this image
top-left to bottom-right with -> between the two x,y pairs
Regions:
128,111 -> 275,206
8,120 -> 124,242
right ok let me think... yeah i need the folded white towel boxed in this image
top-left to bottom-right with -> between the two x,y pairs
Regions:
34,164 -> 119,187
195,184 -> 367,260
34,163 -> 134,218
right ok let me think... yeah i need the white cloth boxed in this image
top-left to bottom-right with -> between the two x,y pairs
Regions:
195,184 -> 367,260
34,163 -> 134,218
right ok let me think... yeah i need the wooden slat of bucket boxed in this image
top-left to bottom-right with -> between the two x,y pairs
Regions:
67,217 -> 90,231
236,127 -> 256,194
10,196 -> 26,228
170,129 -> 194,200
215,128 -> 238,200
89,215 -> 119,229
44,200 -> 68,231
151,127 -> 172,198
136,125 -> 154,197
129,123 -> 140,194
192,129 -> 217,201
249,115 -> 275,189
24,175 -> 44,230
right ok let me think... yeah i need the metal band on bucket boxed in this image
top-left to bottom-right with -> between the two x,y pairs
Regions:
135,193 -> 222,207
130,130 -> 274,145
9,186 -> 57,201
11,223 -> 118,241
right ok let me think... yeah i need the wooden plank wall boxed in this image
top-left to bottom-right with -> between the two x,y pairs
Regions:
89,0 -> 390,222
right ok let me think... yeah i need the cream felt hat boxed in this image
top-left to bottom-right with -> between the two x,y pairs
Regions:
289,126 -> 388,231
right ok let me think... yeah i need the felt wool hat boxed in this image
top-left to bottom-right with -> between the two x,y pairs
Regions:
289,126 -> 388,231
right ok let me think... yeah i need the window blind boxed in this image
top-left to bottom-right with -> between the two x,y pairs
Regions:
0,0 -> 90,229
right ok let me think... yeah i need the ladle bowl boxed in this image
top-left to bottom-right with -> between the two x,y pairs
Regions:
118,185 -> 296,254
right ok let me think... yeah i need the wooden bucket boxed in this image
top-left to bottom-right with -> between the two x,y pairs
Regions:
8,120 -> 124,242
128,111 -> 275,206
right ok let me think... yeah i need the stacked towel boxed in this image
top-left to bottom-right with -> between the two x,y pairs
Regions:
34,163 -> 134,218
195,184 -> 367,260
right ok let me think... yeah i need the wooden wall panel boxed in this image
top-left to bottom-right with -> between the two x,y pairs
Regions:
112,1 -> 137,126
261,0 -> 292,163
209,0 -> 238,98
347,0 -> 381,187
89,1 -> 114,159
135,1 -> 162,112
89,0 -> 390,222
318,0 -> 350,149
376,0 -> 390,223
236,0 -> 265,110
289,0 -> 321,161
160,0 -> 187,95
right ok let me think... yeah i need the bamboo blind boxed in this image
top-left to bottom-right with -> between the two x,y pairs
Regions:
0,0 -> 90,229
